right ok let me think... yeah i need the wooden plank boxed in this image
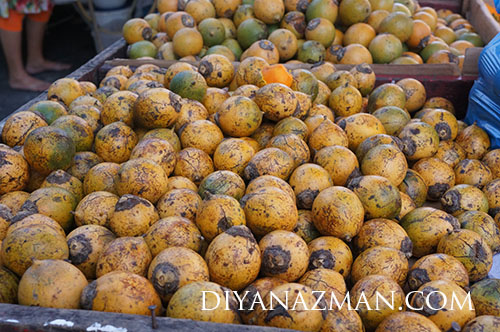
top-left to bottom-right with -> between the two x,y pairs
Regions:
462,47 -> 482,77
0,304 -> 291,332
468,0 -> 500,43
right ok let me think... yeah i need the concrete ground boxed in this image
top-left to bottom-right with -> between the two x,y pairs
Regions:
0,4 -> 96,121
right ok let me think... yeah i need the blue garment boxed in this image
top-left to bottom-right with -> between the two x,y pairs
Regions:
496,0 -> 500,13
465,32 -> 500,149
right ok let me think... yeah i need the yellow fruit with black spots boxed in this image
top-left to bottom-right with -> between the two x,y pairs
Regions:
83,162 -> 120,195
459,211 -> 500,253
130,138 -> 176,177
7,214 -> 65,238
165,176 -> 197,192
23,126 -> 75,175
165,12 -> 196,39
325,70 -> 357,91
157,188 -> 201,222
0,266 -> 19,303
66,152 -> 102,182
216,96 -> 262,137
314,145 -> 360,186
441,184 -> 489,217
100,75 -> 128,91
367,83 -> 406,113
354,218 -> 412,257
81,271 -> 162,315
401,207 -> 458,257
308,236 -> 353,278
254,0 -> 284,24
254,83 -> 298,122
291,91 -> 311,119
268,29 -> 298,62
144,216 -> 203,256
437,229 -> 493,282
396,78 -> 426,112
205,225 -> 260,291
235,56 -> 268,87
148,246 -> 208,304
407,253 -> 469,291
350,63 -> 376,96
245,175 -> 295,203
413,157 -> 455,201
372,106 -> 410,135
350,275 -> 405,331
18,259 -> 87,309
398,121 -> 439,160
0,147 -> 29,194
462,316 -> 500,332
174,148 -> 214,185
423,96 -> 455,114
143,128 -> 181,152
328,84 -> 362,118
115,158 -> 167,204
376,312 -> 441,332
0,204 -> 11,241
164,62 -> 197,88
484,179 -> 500,222
399,191 -> 416,219
123,18 -> 152,44
305,18 -> 335,48
203,87 -> 229,116
254,283 -> 325,331
28,100 -> 68,125
240,277 -> 288,324
242,40 -> 280,65
482,149 -> 500,178
337,113 -> 386,150
291,68 -> 320,99
273,117 -> 308,141
299,268 -> 346,305
308,119 -> 349,152
421,109 -> 458,141
348,175 -> 402,219
213,138 -> 255,176
134,88 -> 182,128
259,230 -> 308,281
1,224 -> 69,277
267,134 -> 310,169
40,170 -> 83,202
66,225 -> 115,279
351,246 -> 408,286
288,163 -> 332,209
96,237 -> 152,278
198,170 -> 245,200
398,169 -> 428,207
166,281 -> 240,323
180,120 -> 223,156
281,11 -> 306,39
94,122 -> 137,163
109,194 -> 159,237
101,91 -> 137,127
241,187 -> 298,236
456,124 -> 491,160
293,210 -> 320,243
434,140 -> 466,168
243,147 -> 294,181
411,280 -> 476,331
198,54 -> 233,88
470,278 -> 500,316
47,78 -> 84,107
69,105 -> 102,134
0,191 -> 29,215
361,144 -> 407,187
51,115 -> 94,152
1,111 -> 47,147
321,306 -> 364,332
455,159 -> 493,189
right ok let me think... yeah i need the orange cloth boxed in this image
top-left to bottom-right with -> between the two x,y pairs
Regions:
0,9 -> 51,32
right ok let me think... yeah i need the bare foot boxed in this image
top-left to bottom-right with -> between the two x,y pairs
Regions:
9,74 -> 51,92
26,59 -> 71,74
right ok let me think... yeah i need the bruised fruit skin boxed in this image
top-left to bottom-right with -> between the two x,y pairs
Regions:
96,236 -> 152,278
166,281 -> 241,324
438,229 -> 493,282
0,191 -> 29,215
148,247 -> 209,304
320,305 -> 364,332
375,312 -> 441,332
23,126 -> 75,175
130,138 -> 176,177
239,277 -> 288,324
115,158 -> 168,204
1,111 -> 47,147
398,169 -> 428,207
482,149 -> 500,179
361,143 -> 408,187
101,91 -> 137,127
458,211 -> 500,253
411,280 -> 476,331
28,100 -> 68,125
0,147 -> 29,194
462,316 -> 500,332
1,225 -> 69,277
243,147 -> 294,181
434,140 -> 466,168
122,18 -> 152,44
235,56 -> 268,87
83,162 -> 120,195
273,117 -> 308,141
175,99 -> 209,133
143,128 -> 181,152
205,226 -> 261,291
144,216 -> 203,256
7,214 -> 65,238
213,138 -> 255,176
47,78 -> 84,107
421,109 -> 458,141
245,175 -> 296,203
401,207 -> 458,258
195,194 -> 245,241
165,176 -> 198,192
67,152 -> 103,182
174,148 -> 214,185
299,268 -> 347,304
347,175 -> 401,219
312,186 -> 364,242
288,163 -> 332,209
157,188 -> 201,222
350,275 -> 405,332
216,96 -> 263,137
0,266 -> 19,304
329,84 -> 362,118
259,230 -> 309,281
241,187 -> 297,236
456,123 -> 490,159
308,119 -> 349,152
484,179 -> 500,220
413,157 -> 455,201
351,246 -> 409,286
67,225 -> 116,279
314,145 -> 360,186
398,121 -> 440,160
51,115 -> 94,152
41,169 -> 83,202
254,83 -> 298,122
198,170 -> 245,200
81,271 -> 162,316
470,279 -> 500,316
440,184 -> 489,217
308,236 -> 353,278
94,122 -> 138,163
253,283 -> 325,331
454,159 -> 493,189
354,218 -> 412,258
407,253 -> 469,291
133,88 -> 182,129
337,113 -> 387,151
0,204 -> 11,241
18,259 -> 87,309
293,210 -> 320,243
109,194 -> 159,237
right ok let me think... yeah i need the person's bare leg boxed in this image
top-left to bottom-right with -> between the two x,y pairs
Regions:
0,28 -> 50,91
25,18 -> 70,74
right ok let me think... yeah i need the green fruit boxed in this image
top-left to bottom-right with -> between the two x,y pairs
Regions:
458,32 -> 484,47
297,40 -> 325,64
369,33 -> 402,63
198,18 -> 226,47
28,101 -> 68,124
127,40 -> 157,59
169,71 -> 208,102
237,18 -> 268,49
222,38 -> 243,60
306,0 -> 339,23
377,12 -> 413,42
420,42 -> 449,62
267,23 -> 280,35
339,0 -> 372,26
206,45 -> 235,61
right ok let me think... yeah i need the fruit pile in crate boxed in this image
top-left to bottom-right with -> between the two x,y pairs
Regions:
122,0 -> 485,68
0,56 -> 499,331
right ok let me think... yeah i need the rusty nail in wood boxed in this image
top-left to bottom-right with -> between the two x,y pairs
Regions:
149,305 -> 158,329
